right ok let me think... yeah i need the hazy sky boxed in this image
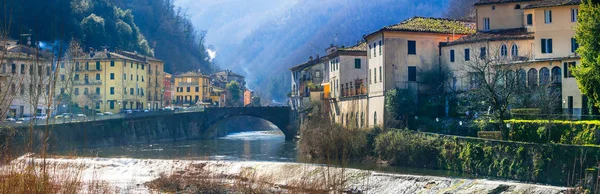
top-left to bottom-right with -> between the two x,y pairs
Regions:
174,0 -> 449,101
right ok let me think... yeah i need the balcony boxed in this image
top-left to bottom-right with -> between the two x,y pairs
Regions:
79,67 -> 102,72
74,80 -> 102,86
178,82 -> 199,86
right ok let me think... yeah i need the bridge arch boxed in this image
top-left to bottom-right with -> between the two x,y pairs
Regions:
202,107 -> 297,139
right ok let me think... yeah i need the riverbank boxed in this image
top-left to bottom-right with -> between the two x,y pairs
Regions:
3,155 -> 568,193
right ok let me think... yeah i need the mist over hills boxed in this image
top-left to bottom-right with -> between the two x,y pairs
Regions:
177,0 -> 451,103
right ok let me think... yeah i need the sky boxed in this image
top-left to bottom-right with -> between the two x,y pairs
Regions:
174,0 -> 450,102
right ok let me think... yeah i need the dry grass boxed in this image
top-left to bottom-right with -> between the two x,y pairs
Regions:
0,161 -> 83,194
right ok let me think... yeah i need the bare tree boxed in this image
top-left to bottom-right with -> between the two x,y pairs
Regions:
459,42 -> 532,139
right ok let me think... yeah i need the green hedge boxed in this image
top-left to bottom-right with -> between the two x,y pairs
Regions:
507,120 -> 600,145
375,129 -> 600,185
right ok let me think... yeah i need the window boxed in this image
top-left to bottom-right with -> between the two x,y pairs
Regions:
407,40 -> 416,55
369,69 -> 372,84
75,63 -> 80,71
85,62 -> 89,70
408,66 -> 417,82
368,45 -> 371,59
96,88 -> 100,95
551,66 -> 562,83
511,44 -> 518,57
527,14 -> 533,26
564,62 -> 576,78
60,75 -> 65,81
483,18 -> 490,31
500,44 -> 508,57
84,88 -> 89,95
186,87 -> 190,92
539,67 -> 550,85
571,8 -> 578,22
11,64 -> 15,74
379,66 -> 382,82
195,87 -> 199,92
74,74 -> 79,81
74,88 -> 80,95
60,63 -> 65,68
60,88 -> 64,94
491,5 -> 495,10
541,39 -> 553,54
373,68 -> 377,83
480,47 -> 486,59
450,50 -> 455,62
373,112 -> 377,126
464,48 -> 470,61
20,64 -> 25,74
379,40 -> 382,55
130,88 -> 134,95
123,73 -> 126,79
96,73 -> 100,80
544,10 -> 552,24
96,61 -> 101,70
110,73 -> 115,80
571,38 -> 579,53
515,4 -> 521,9
110,61 -> 114,67
354,59 -> 361,69
373,43 -> 376,57
141,64 -> 145,70
136,75 -> 139,81
527,68 -> 538,88
110,87 -> 114,95
130,74 -> 133,80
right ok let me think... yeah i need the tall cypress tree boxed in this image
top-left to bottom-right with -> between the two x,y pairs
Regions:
575,0 -> 600,107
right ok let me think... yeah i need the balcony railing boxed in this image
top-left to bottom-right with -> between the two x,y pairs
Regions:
340,87 -> 367,98
178,82 -> 199,86
74,80 -> 102,86
79,67 -> 102,72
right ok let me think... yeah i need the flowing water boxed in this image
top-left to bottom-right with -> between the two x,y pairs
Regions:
62,128 -> 476,180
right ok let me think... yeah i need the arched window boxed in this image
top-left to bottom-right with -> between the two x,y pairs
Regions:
517,69 -> 527,87
374,112 -> 377,126
528,68 -> 538,88
361,112 -> 365,128
551,66 -> 562,84
511,44 -> 518,58
506,70 -> 515,85
515,4 -> 521,9
501,44 -> 508,57
539,67 -> 550,86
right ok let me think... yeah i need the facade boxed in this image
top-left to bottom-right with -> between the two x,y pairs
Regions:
244,89 -> 254,106
163,73 -> 172,107
0,44 -> 54,118
118,51 -> 166,110
442,0 -> 585,117
57,51 -> 149,114
364,17 -> 474,127
326,42 -> 368,127
211,70 -> 246,106
174,71 -> 211,107
290,55 -> 328,112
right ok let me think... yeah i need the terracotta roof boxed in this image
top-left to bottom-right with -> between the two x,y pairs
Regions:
374,17 -> 476,36
445,28 -> 534,46
524,0 -> 580,8
289,56 -> 327,71
119,50 -> 163,62
338,42 -> 367,52
474,0 -> 539,5
77,51 -> 144,62
176,71 -> 209,78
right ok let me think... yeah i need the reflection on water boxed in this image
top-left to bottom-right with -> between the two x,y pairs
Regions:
73,131 -> 299,162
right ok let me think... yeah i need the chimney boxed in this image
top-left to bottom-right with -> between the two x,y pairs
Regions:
309,56 -> 313,61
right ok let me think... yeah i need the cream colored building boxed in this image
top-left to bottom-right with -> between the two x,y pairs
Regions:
57,51 -> 149,114
0,43 -> 54,118
364,17 -> 475,127
442,0 -> 584,117
326,42 -> 368,127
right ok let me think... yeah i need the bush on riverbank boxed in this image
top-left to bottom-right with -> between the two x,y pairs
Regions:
374,129 -> 600,185
506,120 -> 600,145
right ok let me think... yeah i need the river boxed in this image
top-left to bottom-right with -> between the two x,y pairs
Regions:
59,129 -> 477,180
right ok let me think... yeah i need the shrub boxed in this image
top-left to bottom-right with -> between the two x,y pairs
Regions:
506,120 -> 600,145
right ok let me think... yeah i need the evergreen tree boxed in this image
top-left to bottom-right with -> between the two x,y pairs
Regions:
575,0 -> 600,107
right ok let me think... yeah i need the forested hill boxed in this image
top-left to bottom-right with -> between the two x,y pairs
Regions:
0,0 -> 215,74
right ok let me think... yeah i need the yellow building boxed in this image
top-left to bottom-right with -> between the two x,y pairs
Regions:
118,51 -> 165,110
174,71 -> 211,107
57,51 -> 148,114
442,0 -> 584,117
